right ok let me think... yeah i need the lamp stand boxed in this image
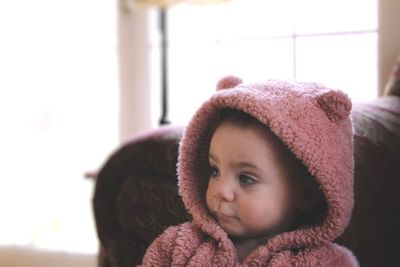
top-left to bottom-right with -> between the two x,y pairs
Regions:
159,8 -> 169,125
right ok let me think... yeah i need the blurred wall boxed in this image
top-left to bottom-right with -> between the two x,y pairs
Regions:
378,0 -> 400,95
118,3 -> 155,141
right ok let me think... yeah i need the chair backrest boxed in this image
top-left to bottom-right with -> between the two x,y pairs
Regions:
336,96 -> 400,267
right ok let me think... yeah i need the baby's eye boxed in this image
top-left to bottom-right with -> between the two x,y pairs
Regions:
239,174 -> 257,185
210,166 -> 220,177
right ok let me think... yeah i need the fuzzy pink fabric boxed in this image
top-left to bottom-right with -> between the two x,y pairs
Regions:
141,77 -> 358,266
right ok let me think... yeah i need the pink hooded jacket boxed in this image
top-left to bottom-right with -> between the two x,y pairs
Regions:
141,76 -> 358,266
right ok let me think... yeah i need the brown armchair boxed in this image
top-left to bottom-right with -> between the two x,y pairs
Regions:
93,95 -> 400,267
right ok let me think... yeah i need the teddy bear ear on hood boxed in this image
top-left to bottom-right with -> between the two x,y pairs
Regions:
316,90 -> 352,122
216,75 -> 243,90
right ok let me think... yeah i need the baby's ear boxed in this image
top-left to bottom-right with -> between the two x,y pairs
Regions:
216,75 -> 242,90
316,90 -> 352,122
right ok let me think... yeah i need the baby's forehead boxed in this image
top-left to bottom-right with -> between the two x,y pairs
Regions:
214,120 -> 300,162
215,117 -> 288,153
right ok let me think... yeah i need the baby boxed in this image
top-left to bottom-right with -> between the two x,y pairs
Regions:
141,76 -> 358,266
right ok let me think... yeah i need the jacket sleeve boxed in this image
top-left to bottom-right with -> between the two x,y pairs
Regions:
268,243 -> 359,267
323,244 -> 359,267
139,225 -> 180,267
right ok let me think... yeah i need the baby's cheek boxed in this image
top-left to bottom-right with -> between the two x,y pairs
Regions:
239,200 -> 267,220
243,199 -> 279,221
205,186 -> 214,210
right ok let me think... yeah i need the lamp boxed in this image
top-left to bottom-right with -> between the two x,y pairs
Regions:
129,0 -> 228,125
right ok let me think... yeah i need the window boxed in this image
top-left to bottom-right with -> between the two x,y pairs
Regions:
163,0 -> 377,124
0,0 -> 118,253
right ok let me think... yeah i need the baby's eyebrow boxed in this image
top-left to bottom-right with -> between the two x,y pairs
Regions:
209,152 -> 263,171
231,161 -> 260,171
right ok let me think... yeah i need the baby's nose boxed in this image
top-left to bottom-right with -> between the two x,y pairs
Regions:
215,177 -> 235,202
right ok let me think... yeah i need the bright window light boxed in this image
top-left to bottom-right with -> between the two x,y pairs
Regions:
164,0 -> 378,125
296,33 -> 378,102
0,0 -> 118,254
293,0 -> 377,34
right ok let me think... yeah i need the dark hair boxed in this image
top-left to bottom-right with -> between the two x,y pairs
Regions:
218,108 -> 262,128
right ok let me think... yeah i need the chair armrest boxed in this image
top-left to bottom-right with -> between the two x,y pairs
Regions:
93,126 -> 189,267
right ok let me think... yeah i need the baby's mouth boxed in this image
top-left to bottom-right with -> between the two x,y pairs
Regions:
213,210 -> 237,220
217,213 -> 234,221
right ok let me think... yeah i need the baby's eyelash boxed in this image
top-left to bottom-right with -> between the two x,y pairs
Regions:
210,166 -> 220,177
239,174 -> 257,185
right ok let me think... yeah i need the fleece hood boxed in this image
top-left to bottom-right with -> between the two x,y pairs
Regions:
177,76 -> 354,252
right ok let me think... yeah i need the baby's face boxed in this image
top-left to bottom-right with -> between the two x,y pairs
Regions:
206,121 -> 304,239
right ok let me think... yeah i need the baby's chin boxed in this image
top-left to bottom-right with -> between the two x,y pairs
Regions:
210,214 -> 266,238
227,228 -> 278,243
220,224 -> 260,239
